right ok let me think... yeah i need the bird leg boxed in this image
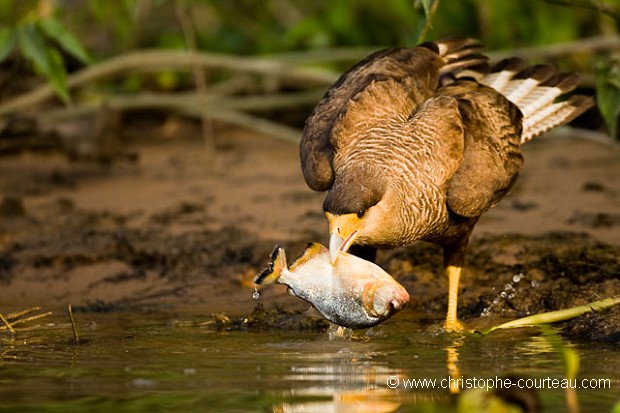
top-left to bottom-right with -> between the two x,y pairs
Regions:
441,224 -> 474,332
444,265 -> 464,332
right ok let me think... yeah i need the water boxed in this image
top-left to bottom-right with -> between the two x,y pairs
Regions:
0,311 -> 618,413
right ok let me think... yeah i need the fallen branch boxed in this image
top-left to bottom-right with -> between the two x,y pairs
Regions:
479,295 -> 620,335
275,36 -> 620,64
0,313 -> 15,334
0,49 -> 339,117
0,306 -> 53,332
489,35 -> 620,61
3,36 -> 617,119
36,90 -> 317,144
5,306 -> 44,321
38,89 -> 323,123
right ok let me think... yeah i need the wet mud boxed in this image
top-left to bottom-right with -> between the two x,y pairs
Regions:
1,127 -> 619,343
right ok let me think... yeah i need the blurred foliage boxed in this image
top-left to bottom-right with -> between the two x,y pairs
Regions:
0,0 -> 92,102
595,57 -> 620,139
2,0 -> 615,56
0,0 -> 619,136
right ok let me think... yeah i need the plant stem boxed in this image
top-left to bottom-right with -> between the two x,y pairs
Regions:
479,295 -> 620,335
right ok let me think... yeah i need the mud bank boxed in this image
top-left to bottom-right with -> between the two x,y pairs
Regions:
1,127 -> 619,342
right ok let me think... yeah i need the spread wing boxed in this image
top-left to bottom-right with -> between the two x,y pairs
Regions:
300,38 -> 487,192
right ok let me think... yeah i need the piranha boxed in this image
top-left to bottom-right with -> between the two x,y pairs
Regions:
254,243 -> 410,329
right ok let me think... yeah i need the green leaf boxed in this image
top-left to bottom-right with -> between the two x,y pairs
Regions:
45,46 -> 70,103
0,26 -> 16,63
17,23 -> 52,74
38,17 -> 92,64
594,58 -> 620,140
17,23 -> 70,103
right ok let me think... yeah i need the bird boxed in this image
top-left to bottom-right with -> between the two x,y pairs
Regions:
299,37 -> 594,331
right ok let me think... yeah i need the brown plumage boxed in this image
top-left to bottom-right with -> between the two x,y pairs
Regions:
299,38 -> 594,330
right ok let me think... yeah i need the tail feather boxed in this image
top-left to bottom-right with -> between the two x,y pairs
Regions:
522,95 -> 595,142
481,58 -> 525,91
479,57 -> 594,142
541,72 -> 580,90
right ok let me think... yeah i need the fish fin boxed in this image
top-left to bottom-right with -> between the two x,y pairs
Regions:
254,245 -> 287,285
289,242 -> 329,271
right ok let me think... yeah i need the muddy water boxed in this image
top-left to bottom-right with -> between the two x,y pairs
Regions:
1,311 -> 618,413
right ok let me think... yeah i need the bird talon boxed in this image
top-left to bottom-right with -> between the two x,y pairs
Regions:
443,318 -> 464,333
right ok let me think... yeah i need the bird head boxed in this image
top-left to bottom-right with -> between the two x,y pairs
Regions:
323,172 -> 387,264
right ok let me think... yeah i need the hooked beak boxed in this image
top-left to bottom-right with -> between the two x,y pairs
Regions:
326,212 -> 362,264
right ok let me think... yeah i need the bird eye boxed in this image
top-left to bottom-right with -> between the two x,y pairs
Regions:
357,209 -> 366,218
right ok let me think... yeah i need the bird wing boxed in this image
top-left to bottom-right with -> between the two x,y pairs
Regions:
300,38 -> 487,193
301,47 -> 447,192
440,80 -> 524,218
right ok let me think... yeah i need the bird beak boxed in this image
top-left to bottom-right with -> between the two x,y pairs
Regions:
326,212 -> 362,264
329,232 -> 345,264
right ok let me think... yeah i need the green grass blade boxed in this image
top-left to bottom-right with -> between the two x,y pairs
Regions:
479,295 -> 620,336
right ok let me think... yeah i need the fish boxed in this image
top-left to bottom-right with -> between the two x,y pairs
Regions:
254,242 -> 410,329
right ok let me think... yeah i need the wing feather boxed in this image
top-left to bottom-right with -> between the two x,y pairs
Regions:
300,38 -> 486,192
441,80 -> 524,217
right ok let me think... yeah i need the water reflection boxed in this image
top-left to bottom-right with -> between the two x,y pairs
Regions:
446,339 -> 462,394
263,327 -> 460,412
273,341 -> 404,412
0,313 -> 618,413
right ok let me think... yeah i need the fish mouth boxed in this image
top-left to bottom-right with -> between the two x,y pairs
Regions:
329,230 -> 359,264
362,282 -> 410,318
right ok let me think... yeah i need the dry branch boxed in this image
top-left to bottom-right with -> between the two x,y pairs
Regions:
488,35 -> 620,61
1,36 -> 617,145
0,50 -> 339,117
1,36 -> 617,119
0,307 -> 52,332
39,89 -> 323,121
0,313 -> 15,334
37,90 -> 322,143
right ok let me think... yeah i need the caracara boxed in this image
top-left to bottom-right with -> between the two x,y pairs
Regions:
300,38 -> 594,331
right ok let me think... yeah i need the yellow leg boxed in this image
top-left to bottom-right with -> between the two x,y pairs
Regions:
444,265 -> 464,332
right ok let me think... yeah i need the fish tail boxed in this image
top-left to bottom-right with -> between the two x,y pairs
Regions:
254,245 -> 287,285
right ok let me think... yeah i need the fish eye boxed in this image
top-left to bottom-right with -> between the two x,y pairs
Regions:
357,209 -> 366,218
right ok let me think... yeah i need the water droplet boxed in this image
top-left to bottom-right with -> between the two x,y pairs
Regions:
513,273 -> 523,283
508,293 -> 515,299
531,280 -> 540,288
252,287 -> 260,300
500,291 -> 507,298
505,283 -> 514,291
